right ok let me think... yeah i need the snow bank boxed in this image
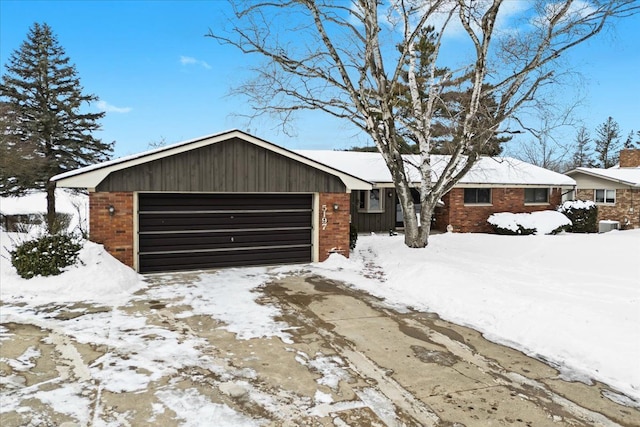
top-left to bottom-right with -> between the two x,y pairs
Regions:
488,210 -> 571,234
0,232 -> 144,306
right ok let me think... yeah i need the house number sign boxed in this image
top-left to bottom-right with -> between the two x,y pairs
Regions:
321,204 -> 328,231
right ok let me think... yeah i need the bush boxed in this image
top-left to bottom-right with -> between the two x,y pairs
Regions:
558,200 -> 598,233
488,211 -> 571,235
349,224 -> 358,250
10,233 -> 82,279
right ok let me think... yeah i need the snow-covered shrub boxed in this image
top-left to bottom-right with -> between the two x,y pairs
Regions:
488,211 -> 572,235
558,200 -> 598,233
10,233 -> 82,279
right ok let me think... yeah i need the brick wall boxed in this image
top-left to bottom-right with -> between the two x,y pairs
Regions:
89,192 -> 135,268
619,149 -> 640,168
576,188 -> 640,229
442,187 -> 563,233
318,193 -> 351,261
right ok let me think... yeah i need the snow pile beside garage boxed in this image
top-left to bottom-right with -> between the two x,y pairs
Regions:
308,230 -> 640,402
0,232 -> 144,306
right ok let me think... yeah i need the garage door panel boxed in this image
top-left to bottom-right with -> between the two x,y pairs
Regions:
138,193 -> 313,273
140,246 -> 311,274
140,193 -> 310,211
139,211 -> 311,232
139,229 -> 311,253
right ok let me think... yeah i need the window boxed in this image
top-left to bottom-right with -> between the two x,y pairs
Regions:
464,188 -> 491,204
357,189 -> 384,212
595,189 -> 615,204
524,188 -> 549,204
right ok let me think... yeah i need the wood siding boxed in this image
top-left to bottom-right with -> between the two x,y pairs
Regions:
350,188 -> 397,232
97,138 -> 346,193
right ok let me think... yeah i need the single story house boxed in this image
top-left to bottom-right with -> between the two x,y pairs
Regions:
53,130 -> 371,273
53,130 -> 575,273
565,149 -> 640,229
297,151 -> 576,233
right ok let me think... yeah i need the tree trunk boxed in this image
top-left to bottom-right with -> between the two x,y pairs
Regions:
46,181 -> 56,233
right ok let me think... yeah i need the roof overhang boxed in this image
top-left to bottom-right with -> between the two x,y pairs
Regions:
52,130 -> 372,192
565,168 -> 640,187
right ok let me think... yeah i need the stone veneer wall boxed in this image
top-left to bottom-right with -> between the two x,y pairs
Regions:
435,187 -> 563,233
318,193 -> 351,260
576,188 -> 640,229
89,192 -> 135,268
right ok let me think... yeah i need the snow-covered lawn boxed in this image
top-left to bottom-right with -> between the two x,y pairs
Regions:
1,227 -> 639,422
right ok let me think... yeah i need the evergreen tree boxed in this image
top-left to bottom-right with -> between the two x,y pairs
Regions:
571,126 -> 595,168
623,130 -> 640,149
593,117 -> 621,168
0,22 -> 112,231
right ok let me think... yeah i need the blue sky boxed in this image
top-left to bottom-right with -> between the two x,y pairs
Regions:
1,0 -> 639,159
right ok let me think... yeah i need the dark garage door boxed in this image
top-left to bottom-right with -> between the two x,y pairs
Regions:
138,193 -> 313,273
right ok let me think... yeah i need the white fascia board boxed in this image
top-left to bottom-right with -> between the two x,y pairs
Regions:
566,168 -> 639,187
53,129 -> 372,191
455,183 -> 576,188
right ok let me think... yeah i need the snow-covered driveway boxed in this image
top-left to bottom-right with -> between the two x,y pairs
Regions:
2,265 -> 639,426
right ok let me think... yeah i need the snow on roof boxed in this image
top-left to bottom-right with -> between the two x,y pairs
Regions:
52,130 -> 371,191
567,167 -> 640,187
296,151 -> 576,187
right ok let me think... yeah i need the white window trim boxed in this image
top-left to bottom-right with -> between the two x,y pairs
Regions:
358,189 -> 385,213
594,189 -> 616,204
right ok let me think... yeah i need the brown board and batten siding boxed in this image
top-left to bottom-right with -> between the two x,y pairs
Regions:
350,188 -> 397,232
96,138 -> 346,193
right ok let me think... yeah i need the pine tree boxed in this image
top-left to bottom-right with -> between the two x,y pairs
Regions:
571,126 -> 595,168
0,22 -> 112,231
593,117 -> 621,168
623,130 -> 640,149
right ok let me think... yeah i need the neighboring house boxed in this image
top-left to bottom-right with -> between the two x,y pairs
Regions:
53,130 -> 371,273
565,149 -> 640,229
298,151 -> 576,233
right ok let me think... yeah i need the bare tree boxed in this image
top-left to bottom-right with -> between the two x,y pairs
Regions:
209,0 -> 638,248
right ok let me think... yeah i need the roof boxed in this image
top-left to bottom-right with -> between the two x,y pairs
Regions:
565,167 -> 640,187
52,130 -> 372,191
296,151 -> 576,187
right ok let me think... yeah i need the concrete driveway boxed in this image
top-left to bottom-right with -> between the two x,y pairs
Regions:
1,271 -> 639,426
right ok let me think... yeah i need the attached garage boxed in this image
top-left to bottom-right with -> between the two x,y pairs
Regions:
138,193 -> 313,273
52,130 -> 371,273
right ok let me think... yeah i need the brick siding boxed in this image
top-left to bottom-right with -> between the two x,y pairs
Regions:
619,149 -> 640,168
89,192 -> 135,268
576,188 -> 640,229
434,187 -> 563,233
318,193 -> 351,260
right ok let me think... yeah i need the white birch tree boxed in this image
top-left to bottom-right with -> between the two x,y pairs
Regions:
209,0 -> 638,248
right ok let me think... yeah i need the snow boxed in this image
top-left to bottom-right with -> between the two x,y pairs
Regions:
561,199 -> 596,210
487,210 -> 572,234
1,224 -> 639,420
297,231 -> 640,401
297,150 -> 576,186
0,189 -> 88,232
